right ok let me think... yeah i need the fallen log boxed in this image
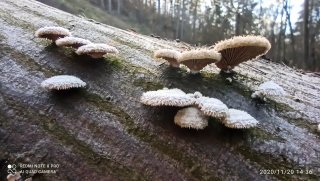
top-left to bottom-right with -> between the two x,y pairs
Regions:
0,0 -> 319,180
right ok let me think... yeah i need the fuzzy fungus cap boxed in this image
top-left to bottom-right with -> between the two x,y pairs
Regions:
223,109 -> 259,129
154,49 -> 181,68
213,35 -> 271,70
76,43 -> 119,58
35,26 -> 71,41
251,81 -> 286,99
179,49 -> 222,73
140,88 -> 195,107
55,37 -> 92,48
174,107 -> 208,129
41,75 -> 86,90
196,96 -> 229,120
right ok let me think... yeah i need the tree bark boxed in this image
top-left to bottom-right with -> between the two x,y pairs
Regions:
284,0 -> 296,62
117,0 -> 121,14
0,0 -> 320,180
304,0 -> 310,66
108,0 -> 112,12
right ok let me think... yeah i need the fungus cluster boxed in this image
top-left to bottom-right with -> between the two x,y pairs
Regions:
35,26 -> 118,58
251,80 -> 286,100
154,35 -> 271,73
141,88 -> 259,130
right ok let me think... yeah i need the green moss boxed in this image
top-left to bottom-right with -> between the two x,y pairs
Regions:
84,92 -> 218,180
0,44 -> 58,77
133,78 -> 164,91
0,10 -> 37,32
2,94 -> 147,180
105,55 -> 125,69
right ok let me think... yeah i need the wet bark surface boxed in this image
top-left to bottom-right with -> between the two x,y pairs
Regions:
0,0 -> 320,180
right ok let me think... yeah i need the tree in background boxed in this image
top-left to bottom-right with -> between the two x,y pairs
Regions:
39,0 -> 320,71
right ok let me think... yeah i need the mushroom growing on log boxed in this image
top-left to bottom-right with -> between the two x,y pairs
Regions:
55,36 -> 92,48
154,49 -> 181,68
140,89 -> 258,129
41,75 -> 87,90
76,43 -> 119,58
213,35 -> 271,72
179,49 -> 221,73
35,26 -> 71,41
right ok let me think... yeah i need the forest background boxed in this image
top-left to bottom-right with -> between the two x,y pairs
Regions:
37,0 -> 320,71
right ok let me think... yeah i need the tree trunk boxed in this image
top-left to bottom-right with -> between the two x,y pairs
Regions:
108,0 -> 112,12
117,0 -> 121,14
304,0 -> 310,66
192,0 -> 199,43
157,0 -> 161,14
277,1 -> 285,62
0,0 -> 320,180
284,0 -> 296,63
100,0 -> 106,10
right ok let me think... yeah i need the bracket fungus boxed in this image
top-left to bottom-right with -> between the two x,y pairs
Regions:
196,96 -> 229,120
141,88 -> 258,130
35,26 -> 71,41
76,43 -> 119,58
55,36 -> 92,48
251,81 -> 286,100
140,88 -> 195,107
174,107 -> 208,130
213,35 -> 271,71
154,49 -> 181,68
179,49 -> 222,73
223,109 -> 259,129
41,75 -> 86,90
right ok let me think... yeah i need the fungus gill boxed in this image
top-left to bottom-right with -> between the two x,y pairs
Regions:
213,35 -> 271,71
35,26 -> 71,41
179,49 -> 221,73
41,75 -> 86,90
174,107 -> 208,130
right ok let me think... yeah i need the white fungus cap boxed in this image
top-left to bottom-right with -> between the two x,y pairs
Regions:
251,81 -> 286,99
55,37 -> 92,48
140,88 -> 195,107
174,107 -> 208,129
154,49 -> 181,67
41,75 -> 86,90
188,91 -> 203,99
196,96 -> 229,120
213,35 -> 271,52
76,43 -> 119,58
35,26 -> 71,40
223,109 -> 259,129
